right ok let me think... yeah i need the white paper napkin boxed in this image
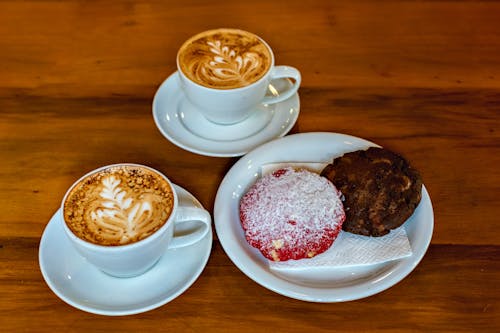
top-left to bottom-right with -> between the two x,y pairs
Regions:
260,163 -> 413,270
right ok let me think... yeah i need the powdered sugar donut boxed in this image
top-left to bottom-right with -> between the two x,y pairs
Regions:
239,167 -> 345,262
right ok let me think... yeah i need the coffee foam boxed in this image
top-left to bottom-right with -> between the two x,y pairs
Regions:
178,28 -> 272,89
63,165 -> 174,246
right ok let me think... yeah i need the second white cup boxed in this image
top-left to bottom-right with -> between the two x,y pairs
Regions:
177,28 -> 301,125
61,163 -> 211,278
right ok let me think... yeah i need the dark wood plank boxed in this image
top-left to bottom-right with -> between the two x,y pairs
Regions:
0,239 -> 498,332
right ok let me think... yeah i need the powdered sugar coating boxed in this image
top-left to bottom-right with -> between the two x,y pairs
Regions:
239,167 -> 345,261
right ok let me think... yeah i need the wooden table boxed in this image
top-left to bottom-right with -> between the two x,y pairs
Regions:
1,0 -> 498,331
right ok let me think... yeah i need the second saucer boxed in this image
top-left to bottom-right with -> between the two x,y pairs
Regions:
39,184 -> 212,316
152,72 -> 300,157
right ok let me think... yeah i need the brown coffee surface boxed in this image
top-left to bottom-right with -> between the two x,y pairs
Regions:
63,165 -> 174,246
178,28 -> 272,89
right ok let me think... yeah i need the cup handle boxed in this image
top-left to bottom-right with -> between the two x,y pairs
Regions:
169,206 -> 211,249
262,65 -> 301,105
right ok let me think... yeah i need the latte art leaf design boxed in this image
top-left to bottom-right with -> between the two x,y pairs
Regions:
206,40 -> 261,79
194,40 -> 264,87
178,29 -> 273,89
90,176 -> 154,244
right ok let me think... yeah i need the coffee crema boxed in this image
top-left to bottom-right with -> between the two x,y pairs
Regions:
63,165 -> 174,246
177,28 -> 273,89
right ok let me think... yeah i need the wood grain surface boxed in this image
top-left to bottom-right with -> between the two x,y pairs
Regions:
0,0 -> 499,331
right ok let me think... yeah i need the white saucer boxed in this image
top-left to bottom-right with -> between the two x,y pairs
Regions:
214,132 -> 434,302
152,72 -> 300,157
39,185 -> 213,316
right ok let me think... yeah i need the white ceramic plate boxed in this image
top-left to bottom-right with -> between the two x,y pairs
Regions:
214,132 -> 434,302
152,72 -> 300,157
39,185 -> 213,315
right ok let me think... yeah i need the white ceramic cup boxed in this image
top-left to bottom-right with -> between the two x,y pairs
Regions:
176,29 -> 301,125
61,163 -> 211,278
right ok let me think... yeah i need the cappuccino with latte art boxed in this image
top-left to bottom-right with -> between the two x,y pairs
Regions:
63,164 -> 174,246
61,163 -> 211,277
176,28 -> 301,124
178,28 -> 272,89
